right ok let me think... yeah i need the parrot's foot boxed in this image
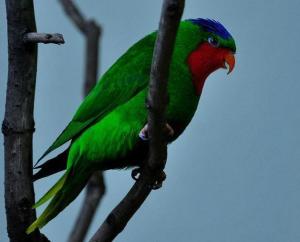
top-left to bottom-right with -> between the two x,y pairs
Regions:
151,170 -> 166,190
131,168 -> 166,190
131,167 -> 142,180
138,123 -> 174,141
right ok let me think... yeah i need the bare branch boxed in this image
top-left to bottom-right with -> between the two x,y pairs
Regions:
3,0 -> 52,241
88,0 -> 185,241
59,0 -> 87,33
59,1 -> 105,241
23,33 -> 65,44
89,176 -> 153,242
84,20 -> 101,96
68,173 -> 105,242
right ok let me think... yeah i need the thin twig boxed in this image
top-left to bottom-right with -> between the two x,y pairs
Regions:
88,1 -> 185,241
58,1 -> 106,242
23,33 -> 65,44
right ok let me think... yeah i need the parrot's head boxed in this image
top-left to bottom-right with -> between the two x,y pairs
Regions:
186,18 -> 236,95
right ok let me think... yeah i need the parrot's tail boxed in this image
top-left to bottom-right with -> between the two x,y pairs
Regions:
26,167 -> 91,234
33,148 -> 69,181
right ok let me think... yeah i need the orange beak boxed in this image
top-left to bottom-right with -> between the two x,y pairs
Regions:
224,52 -> 235,74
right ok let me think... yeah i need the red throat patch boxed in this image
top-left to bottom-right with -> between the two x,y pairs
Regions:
187,42 -> 233,96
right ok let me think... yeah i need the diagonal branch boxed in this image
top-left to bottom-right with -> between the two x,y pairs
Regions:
88,0 -> 185,241
59,1 -> 106,242
59,0 -> 87,33
83,20 -> 101,96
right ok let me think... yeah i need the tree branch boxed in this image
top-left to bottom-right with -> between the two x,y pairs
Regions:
59,0 -> 88,33
83,20 -> 101,96
58,1 -> 106,242
88,1 -> 185,241
23,33 -> 65,44
68,173 -> 106,242
3,1 -> 60,241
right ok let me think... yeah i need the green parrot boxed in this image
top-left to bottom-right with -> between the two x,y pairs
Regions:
27,18 -> 236,233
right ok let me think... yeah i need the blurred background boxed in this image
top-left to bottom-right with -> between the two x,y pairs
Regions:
1,0 -> 300,241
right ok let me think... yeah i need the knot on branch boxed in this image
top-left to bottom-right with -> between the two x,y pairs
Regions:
165,0 -> 184,18
106,213 -> 116,226
2,119 -> 35,136
2,120 -> 11,136
18,197 -> 31,214
105,213 -> 126,233
85,20 -> 101,36
166,2 -> 180,17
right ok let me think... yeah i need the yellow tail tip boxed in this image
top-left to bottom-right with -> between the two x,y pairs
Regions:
26,221 -> 39,234
32,203 -> 38,209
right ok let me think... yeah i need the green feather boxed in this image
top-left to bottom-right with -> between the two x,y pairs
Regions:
27,164 -> 90,233
35,21 -> 212,165
26,171 -> 69,234
36,33 -> 156,165
29,20 -> 236,233
32,172 -> 68,209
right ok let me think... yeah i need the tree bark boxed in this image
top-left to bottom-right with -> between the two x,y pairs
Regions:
88,0 -> 185,241
3,1 -> 48,241
3,1 -> 64,241
59,1 -> 106,242
23,33 -> 65,44
68,173 -> 105,242
83,20 -> 101,96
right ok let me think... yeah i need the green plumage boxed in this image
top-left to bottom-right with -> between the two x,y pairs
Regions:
28,20 -> 236,233
38,22 -> 201,162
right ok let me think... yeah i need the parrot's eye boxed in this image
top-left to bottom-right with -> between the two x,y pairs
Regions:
208,37 -> 219,47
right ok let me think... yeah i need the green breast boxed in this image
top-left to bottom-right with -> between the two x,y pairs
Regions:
166,21 -> 203,132
67,21 -> 204,166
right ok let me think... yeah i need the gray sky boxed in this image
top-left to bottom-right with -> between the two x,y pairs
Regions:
1,0 -> 300,241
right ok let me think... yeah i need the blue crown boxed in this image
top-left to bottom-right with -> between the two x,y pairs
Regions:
189,18 -> 232,40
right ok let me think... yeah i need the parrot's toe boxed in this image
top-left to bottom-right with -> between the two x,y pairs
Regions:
138,124 -> 149,141
131,167 -> 142,181
131,168 -> 166,190
163,123 -> 175,140
151,170 -> 166,190
138,123 -> 174,141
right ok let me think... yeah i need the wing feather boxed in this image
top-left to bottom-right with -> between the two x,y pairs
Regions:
37,33 -> 156,164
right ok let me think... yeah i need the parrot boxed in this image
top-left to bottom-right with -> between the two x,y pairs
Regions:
27,18 -> 236,233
